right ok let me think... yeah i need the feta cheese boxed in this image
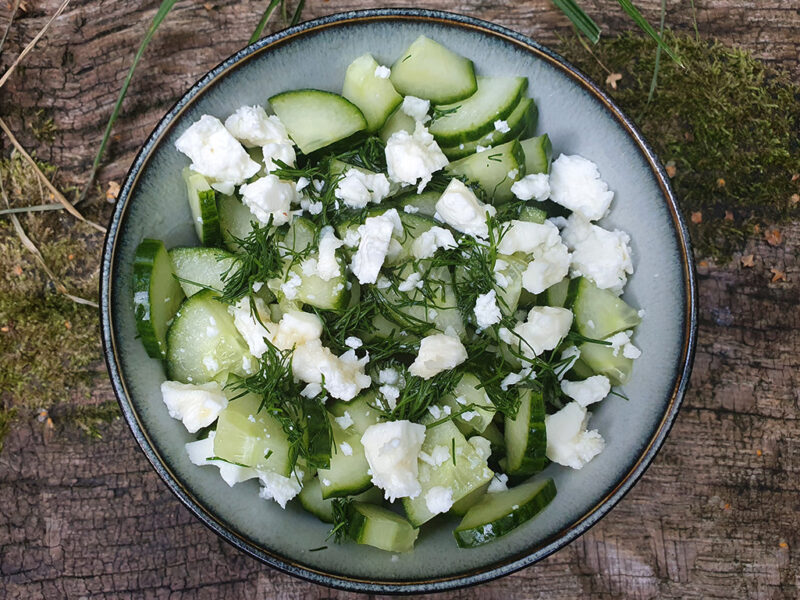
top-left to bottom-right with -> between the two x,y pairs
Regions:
560,375 -> 611,407
279,271 -> 302,300
334,167 -> 391,209
343,228 -> 361,248
545,402 -> 605,469
408,333 -> 468,379
411,226 -> 457,259
561,213 -> 633,293
334,411 -> 354,431
175,115 -> 260,188
403,204 -> 419,214
224,106 -> 290,147
301,382 -> 322,398
511,306 -> 573,359
424,486 -> 454,515
468,436 -> 492,461
361,421 -> 426,501
261,141 -> 296,172
350,211 -> 397,284
497,220 -> 570,294
378,367 -> 401,385
228,296 -> 271,357
419,444 -> 450,466
374,65 -> 391,79
494,119 -> 511,133
267,310 -> 323,350
258,468 -> 303,508
434,179 -> 496,238
559,345 -> 581,380
185,432 -> 258,487
500,367 -> 532,391
401,95 -> 431,123
487,473 -> 509,493
605,330 -> 641,359
345,336 -> 363,349
549,154 -> 614,220
379,384 -> 401,410
160,380 -> 228,433
398,271 -> 423,292
511,172 -> 551,201
385,122 -> 448,192
340,441 -> 354,456
316,226 -> 344,281
292,340 -> 371,401
473,289 -> 502,329
239,175 -> 296,226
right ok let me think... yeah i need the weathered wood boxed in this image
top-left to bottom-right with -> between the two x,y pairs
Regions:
0,1 -> 798,598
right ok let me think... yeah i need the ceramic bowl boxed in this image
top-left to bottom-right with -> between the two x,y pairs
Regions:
101,8 -> 697,593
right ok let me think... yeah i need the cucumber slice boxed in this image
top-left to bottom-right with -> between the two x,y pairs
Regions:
445,140 -> 525,203
342,53 -> 403,132
494,253 -> 528,317
504,389 -> 548,477
397,190 -> 440,217
572,278 -> 641,339
213,392 -> 292,475
269,90 -> 367,155
449,482 -> 490,516
347,502 -> 419,552
389,35 -> 477,104
327,392 -> 381,433
388,210 -> 437,266
182,168 -> 222,246
169,247 -> 240,297
576,342 -> 633,386
298,478 -> 381,523
429,77 -> 528,145
518,205 -> 548,225
442,373 -> 495,434
270,252 -> 350,311
454,478 -> 556,548
440,97 -> 537,160
317,416 -> 372,499
166,290 -> 252,384
218,194 -> 257,253
520,134 -> 553,175
544,277 -> 580,309
481,422 -> 506,452
133,239 -> 185,359
402,418 -> 493,527
379,106 -> 416,142
282,216 -> 317,254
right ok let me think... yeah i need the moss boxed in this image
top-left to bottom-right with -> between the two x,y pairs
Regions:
51,401 -> 121,439
0,405 -> 15,454
560,32 -> 800,260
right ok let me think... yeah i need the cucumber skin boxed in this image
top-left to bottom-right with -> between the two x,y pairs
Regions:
504,389 -> 548,477
453,478 -> 557,548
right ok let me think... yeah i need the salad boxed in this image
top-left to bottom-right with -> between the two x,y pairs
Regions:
132,35 -> 642,553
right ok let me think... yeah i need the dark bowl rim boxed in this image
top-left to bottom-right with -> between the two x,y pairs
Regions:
100,7 -> 698,595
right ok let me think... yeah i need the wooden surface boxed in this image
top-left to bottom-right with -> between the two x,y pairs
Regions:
1,1 -> 798,598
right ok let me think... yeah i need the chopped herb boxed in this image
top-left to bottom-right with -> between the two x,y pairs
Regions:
208,456 -> 250,468
217,219 -> 284,304
308,545 -> 328,552
327,497 -> 353,543
451,437 -> 456,466
430,105 -> 460,124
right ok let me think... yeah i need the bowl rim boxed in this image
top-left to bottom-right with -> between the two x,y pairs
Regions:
100,7 -> 698,594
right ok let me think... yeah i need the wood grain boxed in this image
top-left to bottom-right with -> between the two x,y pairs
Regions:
0,1 -> 798,598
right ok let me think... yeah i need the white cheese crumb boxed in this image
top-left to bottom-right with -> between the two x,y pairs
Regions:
606,330 -> 641,359
411,226 -> 457,259
261,141 -> 296,173
562,213 -> 633,294
385,122 -> 448,193
497,220 -> 570,294
545,402 -> 605,469
292,340 -> 371,401
185,432 -> 258,487
339,441 -> 354,456
334,167 -> 391,209
240,175 -> 296,226
559,346 -> 581,380
561,375 -> 611,407
434,178 -> 497,239
350,210 -> 400,284
424,486 -> 454,515
494,119 -> 511,133
280,271 -> 302,300
361,421 -> 426,501
401,95 -> 431,123
345,336 -> 363,349
228,296 -> 271,358
161,380 -> 228,433
300,382 -> 322,398
398,271 -> 423,293
511,306 -> 573,360
419,444 -> 451,467
473,289 -> 502,329
468,436 -> 492,461
549,154 -> 614,220
374,65 -> 391,79
511,172 -> 551,201
403,204 -> 419,214
316,226 -> 344,281
334,411 -> 354,431
409,333 -> 468,379
487,473 -> 509,493
379,384 -> 401,410
500,367 -> 532,391
258,468 -> 303,508
224,106 -> 291,147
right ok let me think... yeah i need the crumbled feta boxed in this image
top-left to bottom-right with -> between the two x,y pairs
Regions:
511,172 -> 551,201
401,95 -> 431,123
378,367 -> 401,385
279,271 -> 302,300
300,198 -> 323,215
403,204 -> 419,214
559,345 -> 581,380
487,473 -> 509,493
317,226 -> 344,281
473,289 -> 502,329
385,122 -> 448,192
240,175 -> 296,226
374,65 -> 391,79
175,115 -> 260,188
334,167 -> 391,209
605,330 -> 641,359
228,297 -> 270,357
497,220 -> 570,294
261,141 -> 296,172
398,271 -> 423,292
350,210 -> 398,284
545,402 -> 605,469
419,444 -> 450,467
224,106 -> 291,147
361,420 -> 426,501
507,168 -> 519,180
562,213 -> 633,293
468,436 -> 492,461
340,441 -> 354,456
258,468 -> 303,508
301,382 -> 322,398
411,226 -> 457,259
345,336 -> 363,349
408,333 -> 468,379
292,340 -> 371,401
461,410 -> 479,422
494,119 -> 511,133
549,154 -> 614,220
296,176 -> 310,191
267,310 -> 323,350
434,178 -> 496,238
300,258 -> 318,276
424,486 -> 454,515
161,380 -> 228,433
185,432 -> 258,487
379,384 -> 401,410
343,228 -> 361,248
500,367 -> 532,391
511,306 -> 573,359
561,375 -> 611,407
334,411 -> 354,430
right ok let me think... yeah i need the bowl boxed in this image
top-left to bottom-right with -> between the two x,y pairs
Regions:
100,8 -> 697,593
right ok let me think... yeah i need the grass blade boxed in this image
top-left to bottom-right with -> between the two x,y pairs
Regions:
290,0 -> 306,27
249,0 -> 282,45
551,0 -> 601,44
615,0 -> 682,66
78,0 -> 178,204
0,0 -> 21,55
647,0 -> 666,102
0,203 -> 64,216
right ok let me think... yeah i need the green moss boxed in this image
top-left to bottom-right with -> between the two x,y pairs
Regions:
0,405 -> 15,454
51,401 -> 121,439
560,32 -> 800,260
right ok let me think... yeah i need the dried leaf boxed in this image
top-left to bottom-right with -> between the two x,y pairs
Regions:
770,268 -> 786,283
691,211 -> 702,224
765,229 -> 782,246
740,254 -> 754,268
698,260 -> 708,268
724,210 -> 734,221
791,193 -> 799,206
106,180 -> 120,203
606,72 -> 622,90
716,178 -> 726,188
665,161 -> 677,178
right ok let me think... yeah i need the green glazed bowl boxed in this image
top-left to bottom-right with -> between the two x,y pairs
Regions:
101,8 -> 697,593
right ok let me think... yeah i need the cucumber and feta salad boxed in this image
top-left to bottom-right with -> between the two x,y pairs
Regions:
133,36 -> 643,553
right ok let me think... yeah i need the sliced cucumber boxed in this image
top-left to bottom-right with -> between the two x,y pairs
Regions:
504,389 -> 548,477
269,89 -> 367,154
182,168 -> 222,246
544,277 -> 580,309
282,215 -> 317,254
442,373 -> 495,434
518,205 -> 548,225
317,416 -> 372,499
390,35 -> 477,104
327,392 -> 381,433
213,392 -> 292,475
429,77 -> 528,145
269,252 -> 350,311
575,342 -> 633,386
402,418 -> 493,527
454,478 -> 556,548
397,190 -> 440,217
169,247 -> 240,297
494,253 -> 528,317
347,502 -> 419,552
572,277 -> 641,339
217,194 -> 257,253
133,239 -> 185,359
481,421 -> 506,452
440,97 -> 536,160
388,210 -> 437,266
379,105 -> 416,142
445,140 -> 525,203
342,53 -> 403,132
298,478 -> 381,523
520,134 -> 553,175
449,481 -> 490,516
166,290 -> 252,384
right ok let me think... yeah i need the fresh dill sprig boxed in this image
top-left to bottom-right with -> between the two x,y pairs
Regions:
336,136 -> 387,173
217,219 -> 284,304
379,368 -> 463,423
430,105 -> 461,124
327,497 -> 353,543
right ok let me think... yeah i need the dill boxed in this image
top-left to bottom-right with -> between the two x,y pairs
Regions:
430,105 -> 460,124
308,546 -> 328,552
336,136 -> 387,173
486,153 -> 502,162
327,497 -> 353,543
217,219 -> 284,304
207,456 -> 250,468
451,437 -> 456,466
380,368 -> 463,423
